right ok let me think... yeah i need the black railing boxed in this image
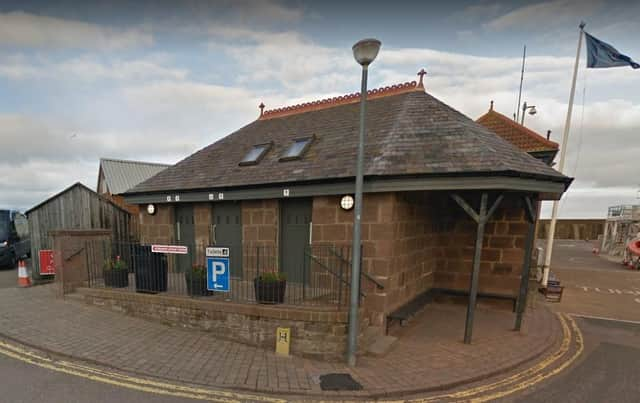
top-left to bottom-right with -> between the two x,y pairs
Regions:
86,240 -> 360,309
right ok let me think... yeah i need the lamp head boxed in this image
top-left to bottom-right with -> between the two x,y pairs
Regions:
352,38 -> 381,66
528,106 -> 537,116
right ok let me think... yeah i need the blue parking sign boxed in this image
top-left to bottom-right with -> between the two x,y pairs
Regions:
207,257 -> 230,292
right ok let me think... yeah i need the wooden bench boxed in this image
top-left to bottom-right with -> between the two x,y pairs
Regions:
386,290 -> 434,334
432,288 -> 518,312
385,288 -> 519,335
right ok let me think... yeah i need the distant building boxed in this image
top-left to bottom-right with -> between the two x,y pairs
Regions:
25,182 -> 134,278
476,102 -> 559,165
97,158 -> 170,214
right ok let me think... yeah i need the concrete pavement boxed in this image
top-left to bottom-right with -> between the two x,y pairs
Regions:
0,282 -> 561,400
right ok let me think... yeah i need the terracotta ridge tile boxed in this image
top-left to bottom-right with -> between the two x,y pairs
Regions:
259,81 -> 422,120
477,109 -> 559,150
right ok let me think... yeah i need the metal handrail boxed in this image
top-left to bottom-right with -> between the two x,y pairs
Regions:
305,250 -> 366,297
326,245 -> 385,290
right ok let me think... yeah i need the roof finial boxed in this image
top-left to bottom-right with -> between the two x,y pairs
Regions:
490,100 -> 494,111
417,69 -> 427,87
259,102 -> 265,117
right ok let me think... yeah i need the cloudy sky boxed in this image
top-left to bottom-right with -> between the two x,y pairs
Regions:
0,0 -> 638,218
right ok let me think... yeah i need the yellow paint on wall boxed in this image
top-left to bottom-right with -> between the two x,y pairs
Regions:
275,327 -> 290,356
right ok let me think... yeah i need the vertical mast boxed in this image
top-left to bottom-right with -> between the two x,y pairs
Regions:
542,22 -> 586,287
516,45 -> 526,122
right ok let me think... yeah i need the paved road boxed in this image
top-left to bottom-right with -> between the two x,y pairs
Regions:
542,239 -> 640,322
0,265 -> 17,289
0,240 -> 637,402
0,353 -> 195,403
506,240 -> 640,402
511,316 -> 640,403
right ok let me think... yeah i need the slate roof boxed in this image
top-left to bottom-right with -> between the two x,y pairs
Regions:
99,158 -> 170,195
128,84 -> 570,195
476,107 -> 559,153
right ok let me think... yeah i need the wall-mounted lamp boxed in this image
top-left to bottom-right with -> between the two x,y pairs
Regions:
146,204 -> 157,215
340,195 -> 354,211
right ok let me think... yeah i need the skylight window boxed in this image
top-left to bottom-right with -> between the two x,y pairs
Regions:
280,136 -> 314,161
239,143 -> 271,166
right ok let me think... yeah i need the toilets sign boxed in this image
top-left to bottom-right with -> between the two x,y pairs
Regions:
206,247 -> 230,292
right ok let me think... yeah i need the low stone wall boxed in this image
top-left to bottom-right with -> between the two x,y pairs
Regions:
75,287 -> 366,361
537,219 -> 604,240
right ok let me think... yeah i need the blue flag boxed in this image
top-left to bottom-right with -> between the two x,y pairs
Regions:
585,32 -> 639,69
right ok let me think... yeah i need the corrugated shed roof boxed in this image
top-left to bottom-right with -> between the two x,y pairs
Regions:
100,158 -> 170,195
476,108 -> 559,153
128,86 -> 570,195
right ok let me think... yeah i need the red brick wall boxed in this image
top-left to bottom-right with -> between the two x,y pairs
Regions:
139,204 -> 174,244
135,192 -> 529,327
433,194 -> 527,296
311,192 -> 438,326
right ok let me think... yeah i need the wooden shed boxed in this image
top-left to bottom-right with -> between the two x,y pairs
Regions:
25,182 -> 135,278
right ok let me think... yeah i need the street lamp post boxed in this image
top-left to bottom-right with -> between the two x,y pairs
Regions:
347,38 -> 381,367
520,101 -> 537,126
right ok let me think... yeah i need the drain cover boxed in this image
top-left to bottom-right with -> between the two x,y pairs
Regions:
319,373 -> 363,391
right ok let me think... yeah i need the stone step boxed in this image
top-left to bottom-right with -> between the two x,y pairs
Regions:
63,293 -> 85,303
366,334 -> 398,357
362,325 -> 383,344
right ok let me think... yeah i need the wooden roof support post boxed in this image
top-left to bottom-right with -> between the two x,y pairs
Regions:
451,192 -> 503,344
514,195 -> 538,331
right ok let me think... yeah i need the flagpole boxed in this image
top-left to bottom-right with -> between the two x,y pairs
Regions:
542,21 -> 586,287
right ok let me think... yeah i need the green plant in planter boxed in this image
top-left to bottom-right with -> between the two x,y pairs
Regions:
256,271 -> 287,282
254,271 -> 287,304
185,264 -> 211,296
103,255 -> 129,288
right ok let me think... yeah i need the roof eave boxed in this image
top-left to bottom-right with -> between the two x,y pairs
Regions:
124,172 -> 572,205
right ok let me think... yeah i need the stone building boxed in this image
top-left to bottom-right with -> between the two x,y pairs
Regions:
121,78 -> 572,358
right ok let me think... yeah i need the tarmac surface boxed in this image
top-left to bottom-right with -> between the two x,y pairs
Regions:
540,239 -> 640,322
0,240 -> 637,401
507,316 -> 640,403
0,353 -> 195,403
504,239 -> 640,402
0,265 -> 17,289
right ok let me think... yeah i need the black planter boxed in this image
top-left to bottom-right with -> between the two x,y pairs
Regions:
133,245 -> 168,293
254,279 -> 286,304
184,273 -> 213,296
103,269 -> 129,288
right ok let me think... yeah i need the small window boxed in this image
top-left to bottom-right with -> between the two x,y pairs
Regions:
239,142 -> 271,166
280,136 -> 314,161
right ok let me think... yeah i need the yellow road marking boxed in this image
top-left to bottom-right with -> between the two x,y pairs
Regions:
0,340 -> 285,403
406,313 -> 571,402
465,314 -> 584,402
0,313 -> 584,403
404,313 -> 580,403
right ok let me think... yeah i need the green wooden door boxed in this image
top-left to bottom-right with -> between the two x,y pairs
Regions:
212,202 -> 243,278
174,204 -> 195,272
280,198 -> 312,283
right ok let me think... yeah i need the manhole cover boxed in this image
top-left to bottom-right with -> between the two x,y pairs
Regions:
319,373 -> 363,391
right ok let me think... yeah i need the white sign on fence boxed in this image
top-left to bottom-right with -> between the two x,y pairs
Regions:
206,247 -> 229,257
151,245 -> 189,254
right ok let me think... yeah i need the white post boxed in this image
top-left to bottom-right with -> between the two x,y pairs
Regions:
542,22 -> 585,287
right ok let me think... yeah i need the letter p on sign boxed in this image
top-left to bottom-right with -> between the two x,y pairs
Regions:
206,257 -> 230,292
212,261 -> 225,281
